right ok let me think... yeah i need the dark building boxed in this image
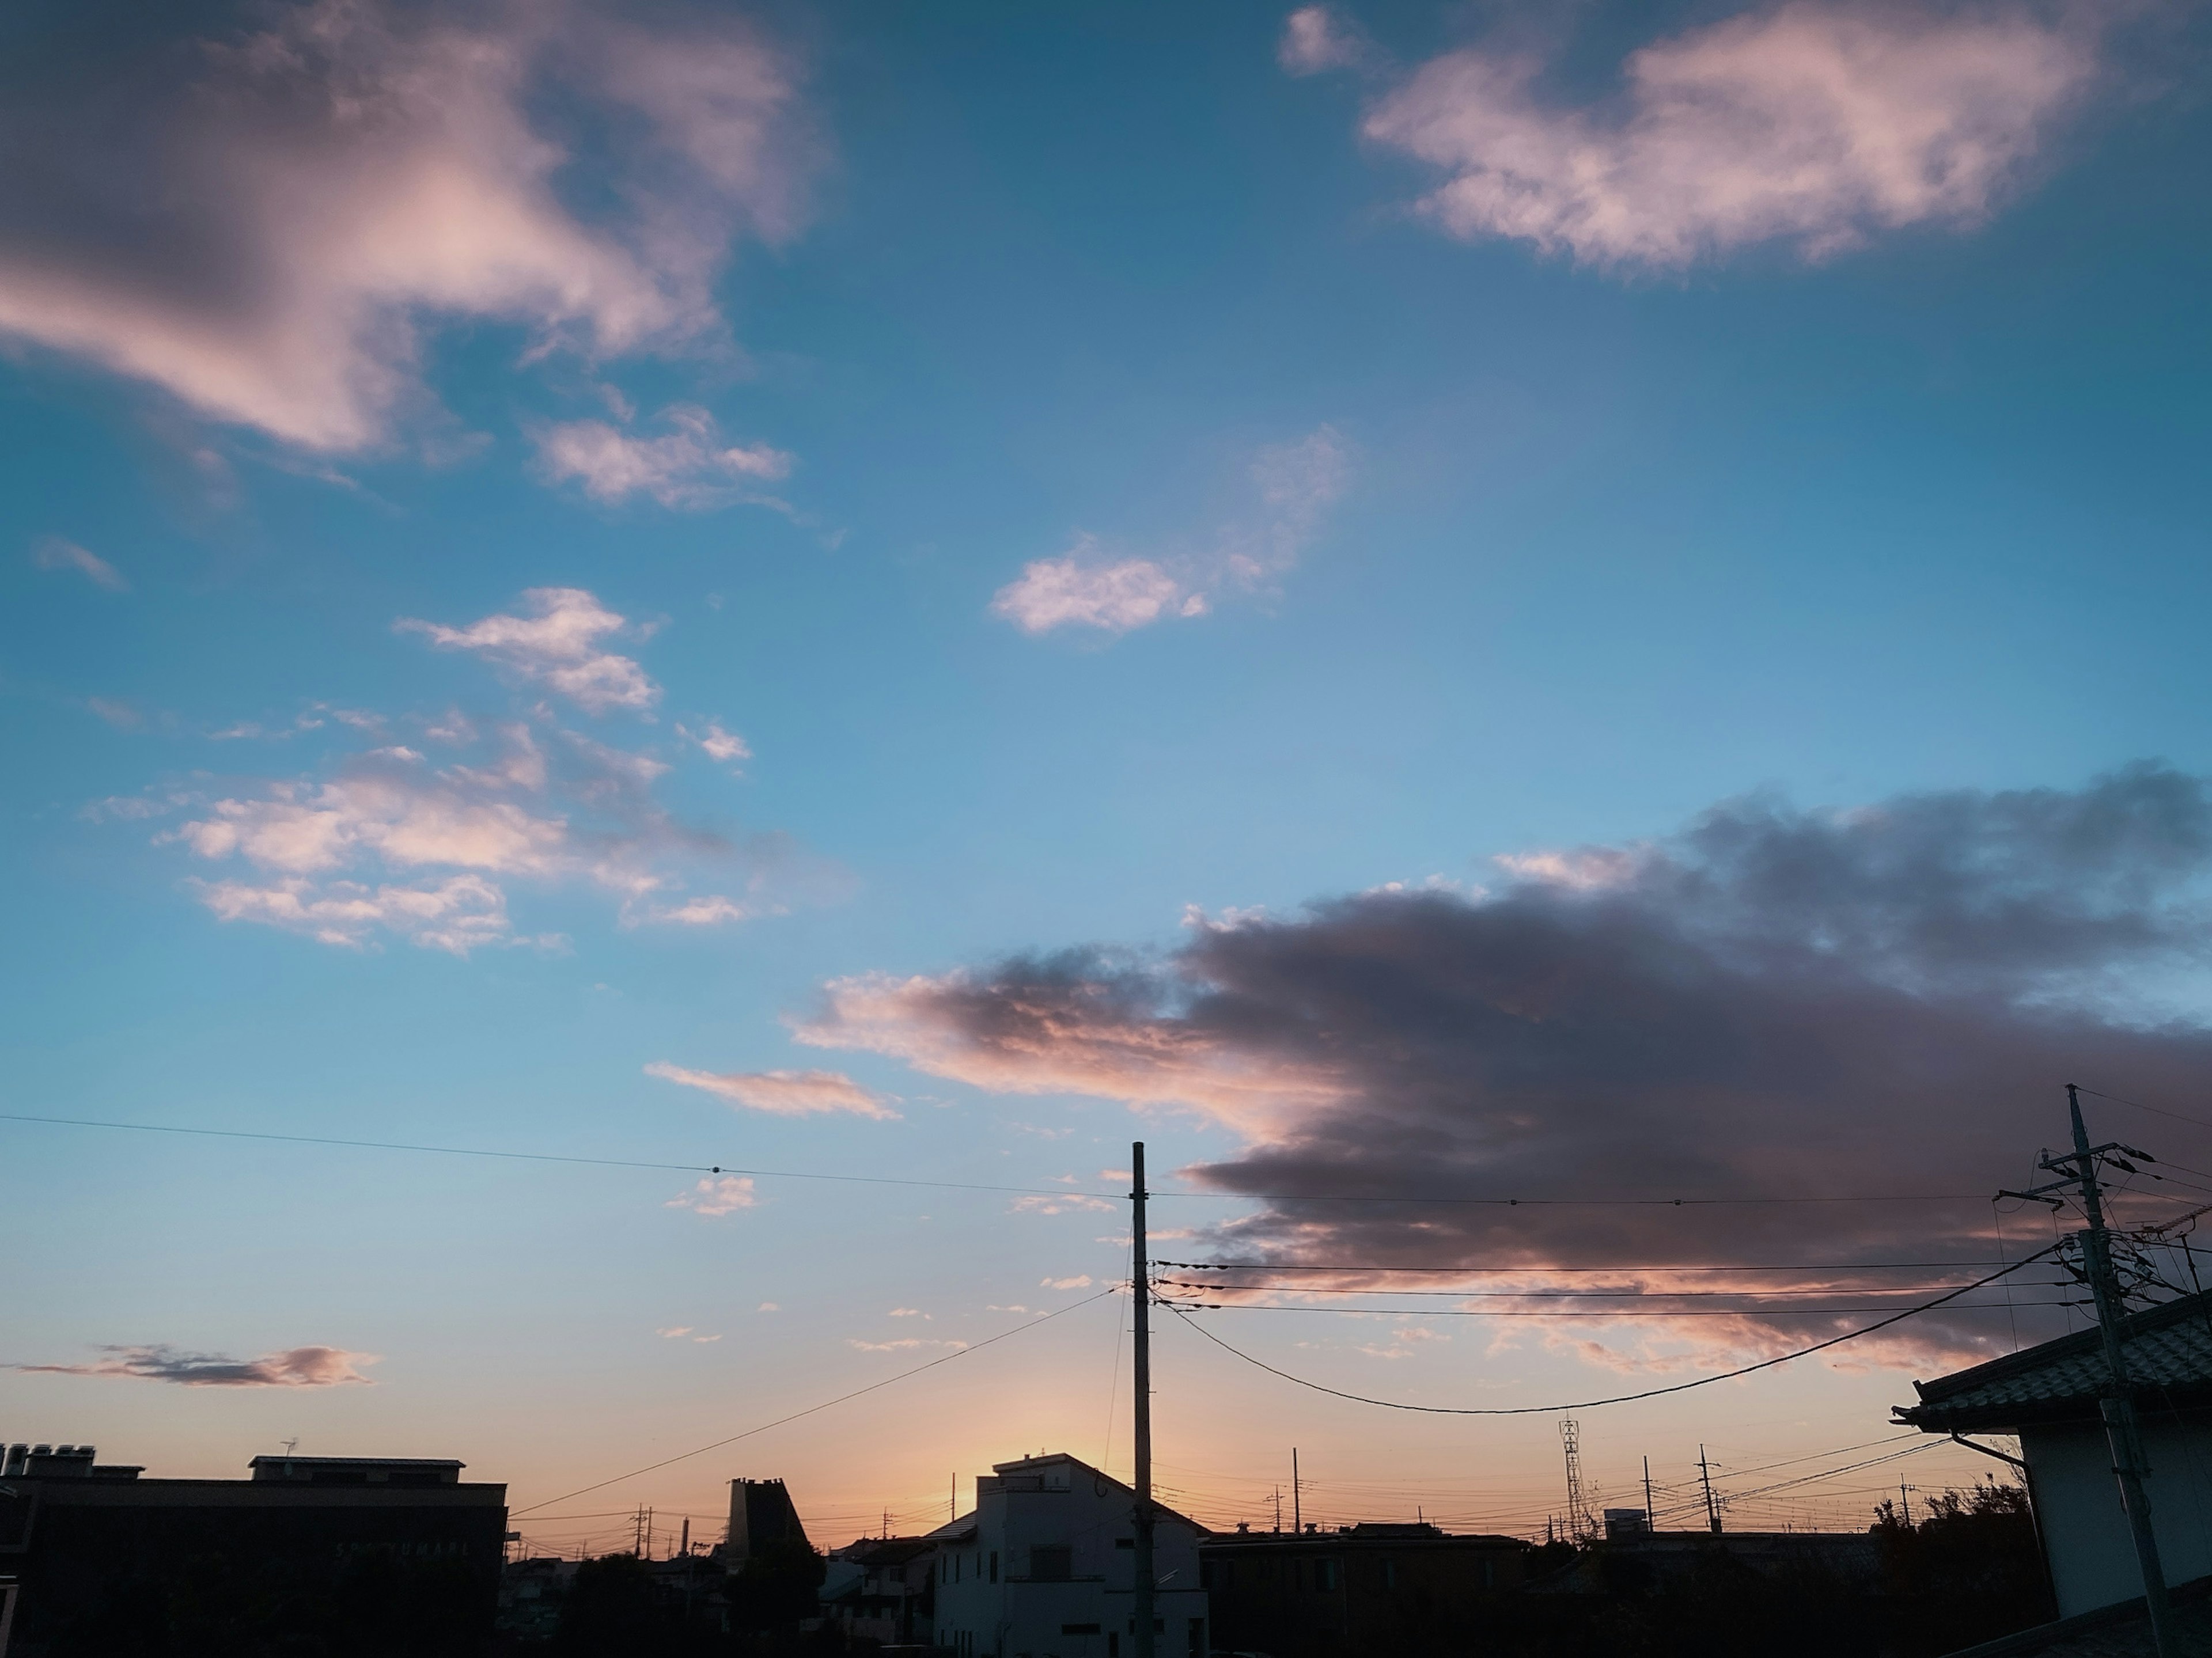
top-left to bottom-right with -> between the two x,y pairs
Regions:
0,1442 -> 506,1656
726,1477 -> 808,1562
821,1535 -> 938,1648
1200,1522 -> 1531,1657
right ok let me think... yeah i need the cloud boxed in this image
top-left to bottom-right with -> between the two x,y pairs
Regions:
1040,1275 -> 1094,1289
888,1307 -> 929,1318
656,1326 -> 693,1337
680,720 -> 753,767
14,1344 -> 376,1387
847,1337 -> 968,1353
1009,1195 -> 1118,1216
163,656 -> 813,951
1279,6 -> 1369,77
0,0 -> 810,452
667,1175 -> 757,1216
534,404 -> 793,507
757,1302 -> 780,1312
991,426 -> 1351,636
800,764 -> 2212,1369
32,536 -> 127,591
400,587 -> 658,714
645,1061 -> 897,1119
991,548 -> 1203,635
187,872 -> 539,956
86,697 -> 143,730
1354,2 -> 2099,269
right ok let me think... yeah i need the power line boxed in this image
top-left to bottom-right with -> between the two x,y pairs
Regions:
0,1111 -> 2009,1206
512,1288 -> 1116,1516
1152,1278 -> 2060,1299
1154,1259 -> 2008,1273
1154,1299 -> 2074,1319
1161,1246 -> 2056,1417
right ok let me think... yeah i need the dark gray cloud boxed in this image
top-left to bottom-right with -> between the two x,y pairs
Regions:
14,1344 -> 376,1387
803,765 -> 2212,1365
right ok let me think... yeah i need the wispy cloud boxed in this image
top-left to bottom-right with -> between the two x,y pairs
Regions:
1278,6 -> 1370,77
667,1175 -> 757,1216
847,1337 -> 968,1353
992,426 -> 1351,636
1040,1275 -> 1094,1289
534,404 -> 793,509
646,1061 -> 897,1120
400,588 -> 658,715
13,1344 -> 376,1387
0,1 -> 812,452
1009,1195 -> 1116,1216
158,604 -> 822,952
1339,2 -> 2099,270
679,720 -> 753,769
32,536 -> 127,591
86,697 -> 143,730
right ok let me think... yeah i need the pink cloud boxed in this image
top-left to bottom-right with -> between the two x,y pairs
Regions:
645,1061 -> 897,1120
14,1344 -> 377,1387
0,1 -> 811,452
667,1175 -> 758,1216
400,588 -> 658,715
1358,2 -> 2098,269
32,536 -> 128,592
991,427 -> 1351,637
1278,7 -> 1369,77
534,404 -> 793,509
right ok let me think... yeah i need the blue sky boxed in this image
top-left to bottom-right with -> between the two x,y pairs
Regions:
3,0 -> 2211,1547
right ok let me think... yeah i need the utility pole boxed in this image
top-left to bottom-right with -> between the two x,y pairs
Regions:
1643,1456 -> 1656,1531
1132,1141 -> 1156,1658
1271,1486 -> 1282,1534
1698,1448 -> 1722,1535
1899,1484 -> 1914,1527
2001,1086 -> 2176,1658
1292,1448 -> 1301,1534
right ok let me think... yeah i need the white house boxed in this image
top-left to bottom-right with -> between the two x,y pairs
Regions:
930,1452 -> 1209,1658
1897,1287 -> 2212,1620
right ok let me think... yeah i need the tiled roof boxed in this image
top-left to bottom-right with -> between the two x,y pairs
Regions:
1897,1291 -> 2212,1433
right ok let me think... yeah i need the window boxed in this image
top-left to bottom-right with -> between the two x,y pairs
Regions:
1109,1637 -> 1120,1658
1482,1558 -> 1495,1590
1031,1545 -> 1072,1581
1187,1617 -> 1207,1657
1063,1623 -> 1103,1636
989,1550 -> 999,1584
1315,1559 -> 1339,1592
1383,1559 -> 1397,1591
1114,1536 -> 1135,1549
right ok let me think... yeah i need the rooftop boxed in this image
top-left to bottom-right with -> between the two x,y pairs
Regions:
1896,1290 -> 2212,1434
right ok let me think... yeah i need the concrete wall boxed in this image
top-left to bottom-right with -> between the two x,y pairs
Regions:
2024,1411 -> 2212,1616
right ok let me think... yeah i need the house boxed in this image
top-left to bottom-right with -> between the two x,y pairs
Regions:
822,1534 -> 938,1648
0,1442 -> 506,1656
1528,1526 -> 1881,1596
1895,1287 -> 2212,1624
1200,1520 -> 1529,1656
931,1452 -> 1209,1658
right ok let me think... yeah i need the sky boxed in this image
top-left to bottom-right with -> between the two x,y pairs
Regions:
4,0 -> 2212,1554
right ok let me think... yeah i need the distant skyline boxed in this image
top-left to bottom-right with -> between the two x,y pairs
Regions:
4,0 -> 2210,1549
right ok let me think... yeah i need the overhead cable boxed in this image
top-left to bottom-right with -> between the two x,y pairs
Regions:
1161,1245 -> 2056,1417
512,1288 -> 1116,1515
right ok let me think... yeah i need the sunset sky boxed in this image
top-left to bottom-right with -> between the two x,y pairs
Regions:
5,0 -> 2212,1553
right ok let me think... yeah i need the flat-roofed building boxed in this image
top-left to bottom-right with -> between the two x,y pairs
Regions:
0,1443 -> 505,1655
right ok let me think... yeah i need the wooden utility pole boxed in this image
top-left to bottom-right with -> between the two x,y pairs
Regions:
1132,1141 -> 1156,1658
1292,1448 -> 1301,1534
1698,1448 -> 1721,1534
1643,1456 -> 1655,1531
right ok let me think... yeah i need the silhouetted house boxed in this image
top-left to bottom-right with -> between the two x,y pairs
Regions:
0,1442 -> 506,1656
933,1452 -> 1209,1658
822,1534 -> 938,1647
1896,1288 -> 2212,1623
1202,1521 -> 1530,1657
